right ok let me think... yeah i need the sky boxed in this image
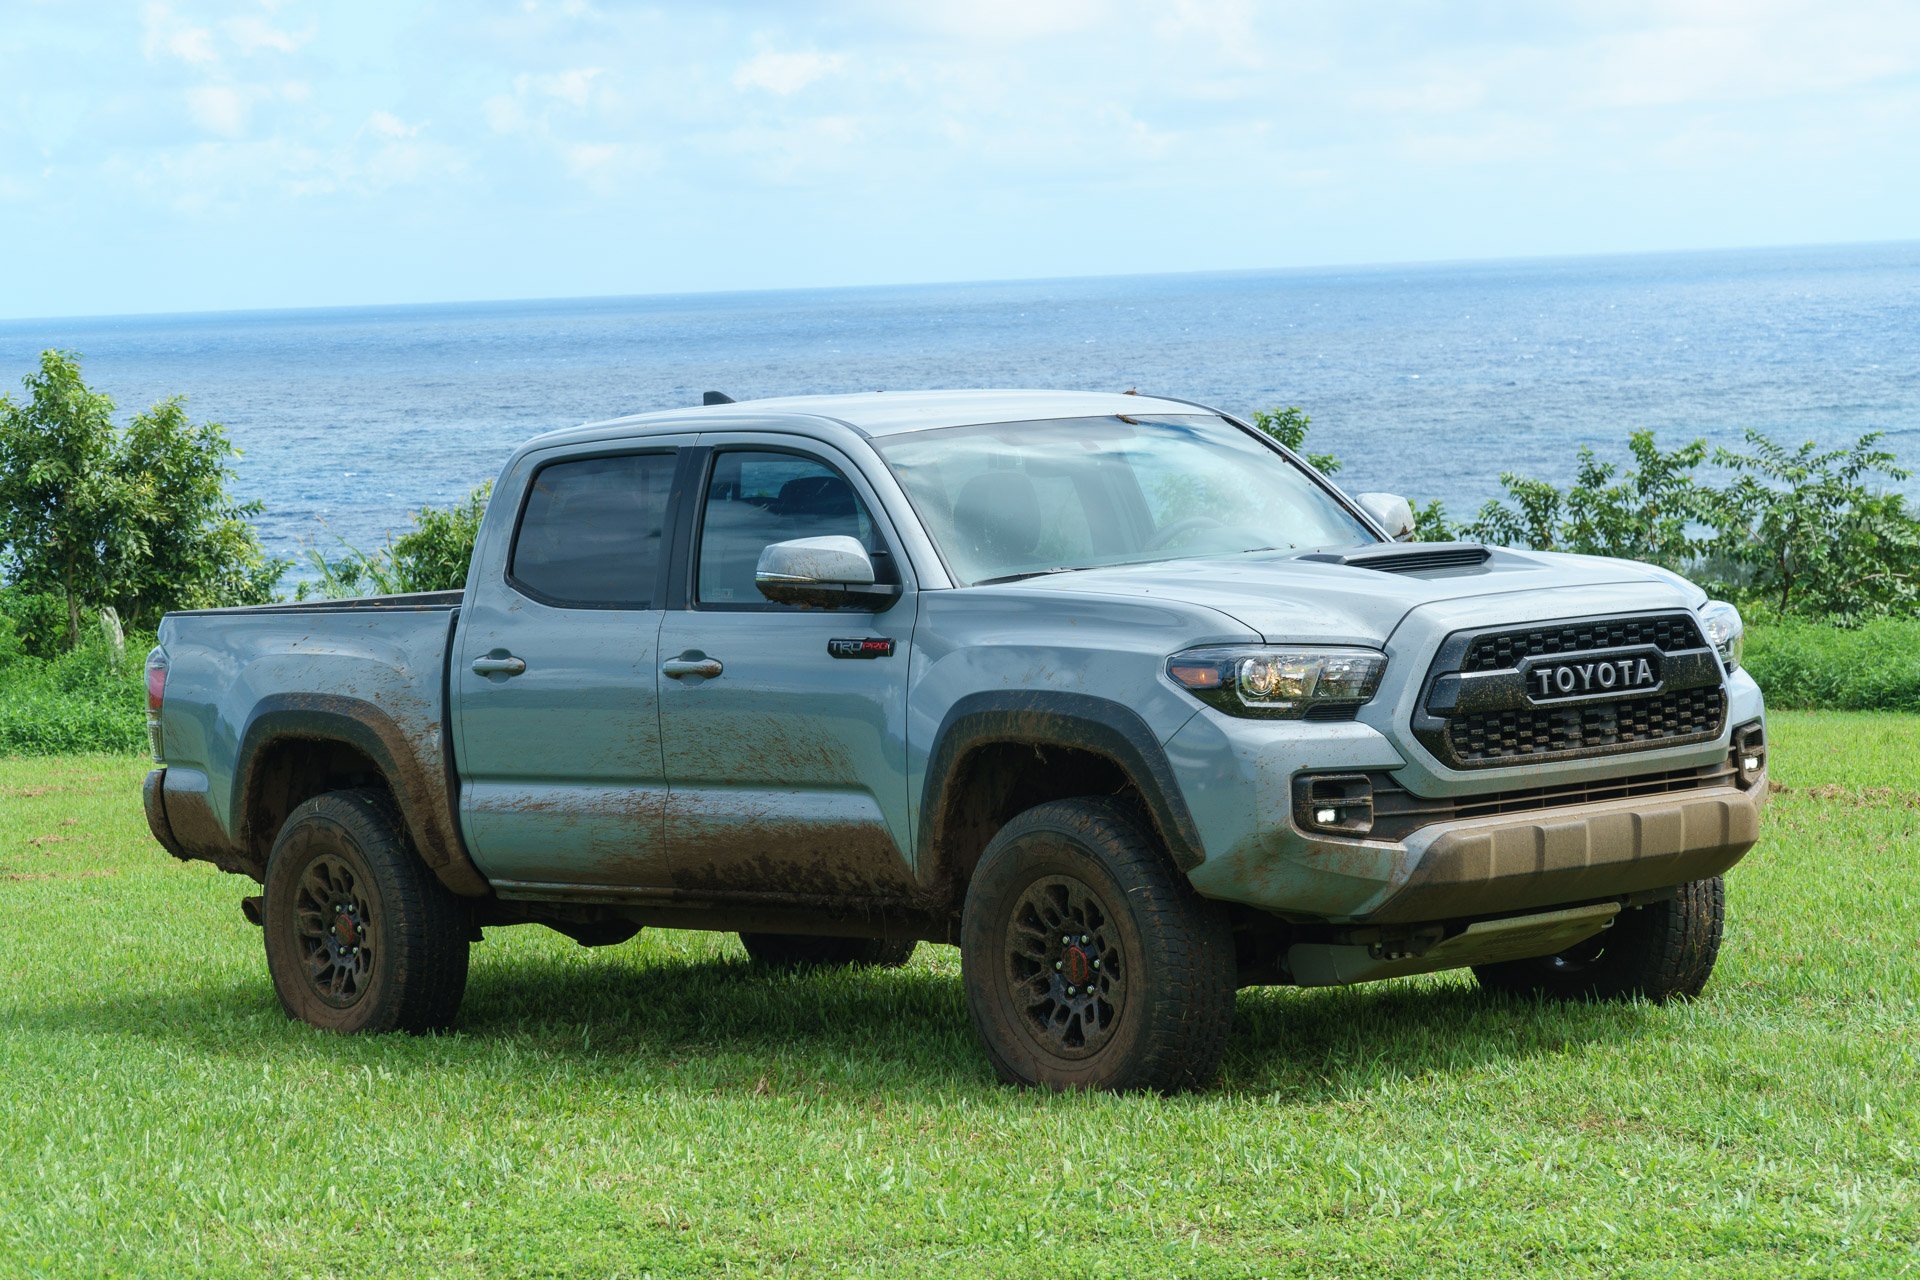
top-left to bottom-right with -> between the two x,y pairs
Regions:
2,0 -> 1917,319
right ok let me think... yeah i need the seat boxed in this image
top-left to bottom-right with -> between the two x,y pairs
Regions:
952,471 -> 1042,572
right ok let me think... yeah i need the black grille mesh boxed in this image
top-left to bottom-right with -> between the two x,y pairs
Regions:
1445,685 -> 1726,764
1462,614 -> 1707,674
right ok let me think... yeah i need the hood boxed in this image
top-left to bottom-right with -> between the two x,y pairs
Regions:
1010,546 -> 1704,646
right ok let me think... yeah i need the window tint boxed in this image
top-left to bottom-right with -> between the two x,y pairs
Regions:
697,451 -> 881,605
510,452 -> 676,607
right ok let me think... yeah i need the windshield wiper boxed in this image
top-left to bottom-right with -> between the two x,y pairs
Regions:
974,567 -> 1083,585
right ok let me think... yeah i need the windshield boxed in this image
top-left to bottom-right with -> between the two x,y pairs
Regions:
874,414 -> 1376,585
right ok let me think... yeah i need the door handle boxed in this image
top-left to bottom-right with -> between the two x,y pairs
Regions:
662,656 -> 724,679
471,654 -> 527,677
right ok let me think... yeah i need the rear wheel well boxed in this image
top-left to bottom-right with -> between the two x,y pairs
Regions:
244,737 -> 399,864
933,742 -> 1159,893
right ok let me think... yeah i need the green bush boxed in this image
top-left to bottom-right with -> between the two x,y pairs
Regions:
0,629 -> 150,755
300,482 -> 491,599
1742,619 -> 1920,712
1258,407 -> 1920,625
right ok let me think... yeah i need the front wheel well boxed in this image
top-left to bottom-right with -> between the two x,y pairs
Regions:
931,742 -> 1161,892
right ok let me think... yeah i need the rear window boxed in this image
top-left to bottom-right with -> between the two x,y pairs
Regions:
510,452 -> 676,608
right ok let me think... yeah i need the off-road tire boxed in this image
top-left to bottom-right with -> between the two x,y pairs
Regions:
262,788 -> 471,1034
960,798 -> 1236,1092
738,932 -> 917,969
1473,877 -> 1726,1003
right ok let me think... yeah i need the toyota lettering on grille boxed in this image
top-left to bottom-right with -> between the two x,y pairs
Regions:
1519,649 -> 1664,703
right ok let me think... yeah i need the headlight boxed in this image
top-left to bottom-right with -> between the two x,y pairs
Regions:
1167,646 -> 1387,718
1698,600 -> 1744,672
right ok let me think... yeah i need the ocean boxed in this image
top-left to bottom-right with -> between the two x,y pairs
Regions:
2,241 -> 1916,570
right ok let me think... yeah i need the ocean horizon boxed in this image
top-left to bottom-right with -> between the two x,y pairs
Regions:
3,239 -> 1916,571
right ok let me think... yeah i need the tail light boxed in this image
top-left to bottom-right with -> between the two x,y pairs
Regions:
145,646 -> 168,762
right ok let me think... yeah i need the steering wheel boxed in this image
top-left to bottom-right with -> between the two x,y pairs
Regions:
1146,515 -> 1227,551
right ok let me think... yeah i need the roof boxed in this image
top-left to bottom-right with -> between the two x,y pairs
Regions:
557,388 -> 1214,444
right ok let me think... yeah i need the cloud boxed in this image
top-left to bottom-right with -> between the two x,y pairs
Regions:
365,111 -> 420,140
184,84 -> 250,136
141,2 -> 217,65
224,14 -> 313,57
732,50 -> 848,95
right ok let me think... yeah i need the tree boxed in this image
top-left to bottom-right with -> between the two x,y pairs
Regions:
1703,431 -> 1919,620
1250,406 -> 1343,475
0,350 -> 285,648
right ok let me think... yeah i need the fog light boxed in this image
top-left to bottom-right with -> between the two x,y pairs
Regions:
1295,774 -> 1374,836
1732,721 -> 1766,788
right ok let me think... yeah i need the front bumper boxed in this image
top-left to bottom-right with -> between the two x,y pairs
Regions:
1189,772 -> 1765,923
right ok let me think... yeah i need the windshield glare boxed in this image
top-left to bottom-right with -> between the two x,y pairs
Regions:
875,414 -> 1377,586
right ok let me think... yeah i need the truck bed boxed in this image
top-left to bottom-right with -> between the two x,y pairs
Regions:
147,591 -> 484,894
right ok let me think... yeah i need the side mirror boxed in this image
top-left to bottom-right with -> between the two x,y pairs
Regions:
1356,492 -> 1416,543
755,536 -> 902,609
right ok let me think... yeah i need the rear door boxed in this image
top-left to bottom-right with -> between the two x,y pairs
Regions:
654,438 -> 921,900
451,439 -> 691,887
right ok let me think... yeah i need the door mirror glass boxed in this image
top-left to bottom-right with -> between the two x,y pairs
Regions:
756,536 -> 900,608
1356,492 -> 1416,542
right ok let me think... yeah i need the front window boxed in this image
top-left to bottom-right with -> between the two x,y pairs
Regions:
695,450 -> 885,605
874,415 -> 1375,585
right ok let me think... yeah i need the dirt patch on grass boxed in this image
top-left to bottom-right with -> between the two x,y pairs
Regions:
1778,784 -> 1920,809
0,869 -> 116,882
0,785 -> 73,798
26,834 -> 73,847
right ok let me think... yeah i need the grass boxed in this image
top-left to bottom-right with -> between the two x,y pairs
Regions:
1,714 -> 1916,1277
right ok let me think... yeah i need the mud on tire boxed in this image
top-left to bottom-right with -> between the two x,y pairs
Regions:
960,797 -> 1236,1093
262,788 -> 471,1034
1474,876 -> 1726,1004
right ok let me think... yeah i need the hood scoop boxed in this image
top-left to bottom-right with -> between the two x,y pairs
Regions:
1298,541 -> 1494,575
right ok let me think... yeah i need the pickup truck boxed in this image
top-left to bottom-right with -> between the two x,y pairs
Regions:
143,389 -> 1767,1091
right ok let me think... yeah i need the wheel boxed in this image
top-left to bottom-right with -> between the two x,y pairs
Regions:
262,788 -> 471,1034
738,932 -> 917,969
960,798 -> 1236,1092
1474,877 -> 1726,1003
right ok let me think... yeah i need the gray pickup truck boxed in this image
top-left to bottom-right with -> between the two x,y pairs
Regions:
144,390 -> 1767,1091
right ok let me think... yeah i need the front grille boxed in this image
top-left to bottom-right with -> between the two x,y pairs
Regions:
1445,685 -> 1726,764
1417,610 -> 1727,768
1366,758 -> 1738,841
1463,614 -> 1707,673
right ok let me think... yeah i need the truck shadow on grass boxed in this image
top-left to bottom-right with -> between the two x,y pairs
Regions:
43,947 -> 1653,1100
445,948 -> 1649,1097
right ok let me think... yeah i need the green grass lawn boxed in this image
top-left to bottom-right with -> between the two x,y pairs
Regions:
2,713 -> 1916,1277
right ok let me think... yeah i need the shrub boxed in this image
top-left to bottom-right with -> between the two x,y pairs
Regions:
1256,405 -> 1920,623
0,628 -> 150,755
1742,619 -> 1920,712
300,483 -> 491,599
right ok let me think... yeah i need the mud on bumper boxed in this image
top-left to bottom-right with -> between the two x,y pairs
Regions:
1188,761 -> 1767,927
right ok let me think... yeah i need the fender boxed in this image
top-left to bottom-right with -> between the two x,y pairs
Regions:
233,693 -> 490,897
919,690 -> 1206,873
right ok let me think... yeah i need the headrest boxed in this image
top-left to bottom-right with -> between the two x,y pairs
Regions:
773,474 -> 857,518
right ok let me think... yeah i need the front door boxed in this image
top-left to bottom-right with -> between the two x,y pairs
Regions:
655,442 -> 920,900
452,443 -> 687,887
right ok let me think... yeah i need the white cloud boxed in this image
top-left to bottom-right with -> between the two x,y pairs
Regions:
534,67 -> 603,108
184,84 -> 250,136
732,50 -> 848,95
224,14 -> 313,56
365,111 -> 420,140
142,2 -> 217,65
